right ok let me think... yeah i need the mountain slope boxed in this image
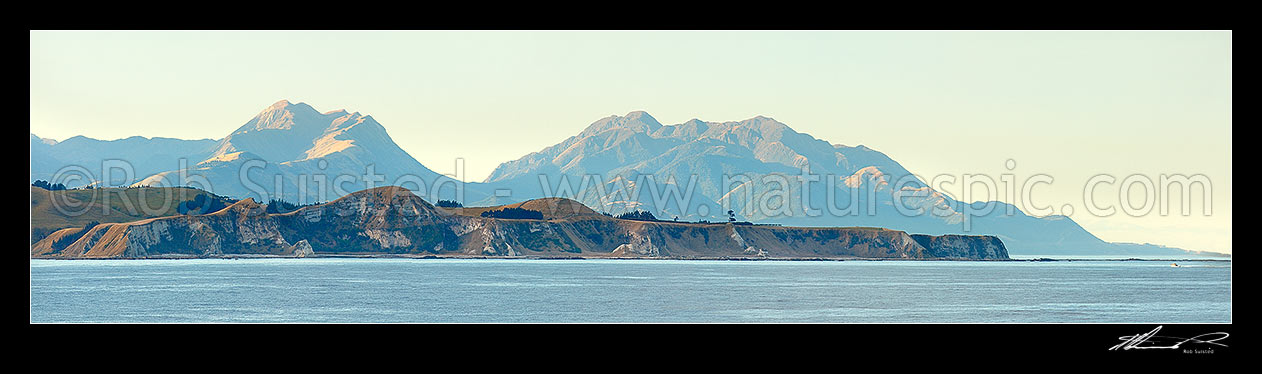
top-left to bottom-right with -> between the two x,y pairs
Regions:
479,111 -> 1189,256
29,185 -> 237,244
129,100 -> 483,204
29,134 -> 218,187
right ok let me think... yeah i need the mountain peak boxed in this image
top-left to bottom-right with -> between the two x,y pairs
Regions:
210,100 -> 366,163
264,99 -> 319,113
30,134 -> 58,146
624,111 -> 661,128
578,110 -> 662,137
736,115 -> 791,135
240,100 -> 324,133
624,110 -> 657,121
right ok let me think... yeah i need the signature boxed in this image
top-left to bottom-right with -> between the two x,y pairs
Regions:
1109,326 -> 1229,351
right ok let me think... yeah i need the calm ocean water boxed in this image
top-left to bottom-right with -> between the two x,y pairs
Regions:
29,258 -> 1231,323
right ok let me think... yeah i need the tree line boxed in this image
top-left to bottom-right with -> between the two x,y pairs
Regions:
176,194 -> 228,215
31,180 -> 68,191
615,210 -> 658,221
265,199 -> 318,214
480,207 -> 543,219
435,200 -> 463,208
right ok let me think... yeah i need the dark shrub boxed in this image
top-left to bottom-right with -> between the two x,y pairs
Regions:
480,207 -> 544,220
615,210 -> 658,221
435,200 -> 463,208
264,199 -> 315,214
32,180 -> 67,191
178,194 -> 227,215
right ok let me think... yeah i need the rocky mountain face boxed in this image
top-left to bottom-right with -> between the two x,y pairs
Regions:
479,111 -> 1187,256
130,100 -> 465,204
32,198 -> 305,258
31,186 -> 1008,260
30,100 -> 473,204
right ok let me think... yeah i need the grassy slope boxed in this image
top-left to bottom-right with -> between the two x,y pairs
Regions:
29,186 -> 234,244
436,197 -> 606,220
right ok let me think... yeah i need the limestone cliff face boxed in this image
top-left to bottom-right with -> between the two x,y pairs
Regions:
31,198 -> 305,258
910,234 -> 1009,259
32,186 -> 1008,260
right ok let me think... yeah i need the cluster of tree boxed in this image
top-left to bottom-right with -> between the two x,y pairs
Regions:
640,209 -> 753,225
265,199 -> 316,214
31,180 -> 67,191
480,207 -> 544,220
615,210 -> 658,221
435,200 -> 463,208
177,194 -> 228,215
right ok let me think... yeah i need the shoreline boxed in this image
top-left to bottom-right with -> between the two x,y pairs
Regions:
28,255 -> 1232,262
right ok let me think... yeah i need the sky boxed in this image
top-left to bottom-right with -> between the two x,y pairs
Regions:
29,30 -> 1232,254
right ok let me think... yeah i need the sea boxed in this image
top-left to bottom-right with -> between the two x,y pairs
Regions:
29,258 -> 1231,323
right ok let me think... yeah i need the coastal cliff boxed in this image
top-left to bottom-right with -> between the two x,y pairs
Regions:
32,186 -> 1009,260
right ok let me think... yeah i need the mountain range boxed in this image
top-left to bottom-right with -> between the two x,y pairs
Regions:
30,134 -> 217,186
29,100 -> 1215,256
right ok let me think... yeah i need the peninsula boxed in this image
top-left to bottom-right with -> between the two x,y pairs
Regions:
32,186 -> 1009,260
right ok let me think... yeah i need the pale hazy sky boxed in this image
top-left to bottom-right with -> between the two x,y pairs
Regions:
29,30 -> 1231,254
